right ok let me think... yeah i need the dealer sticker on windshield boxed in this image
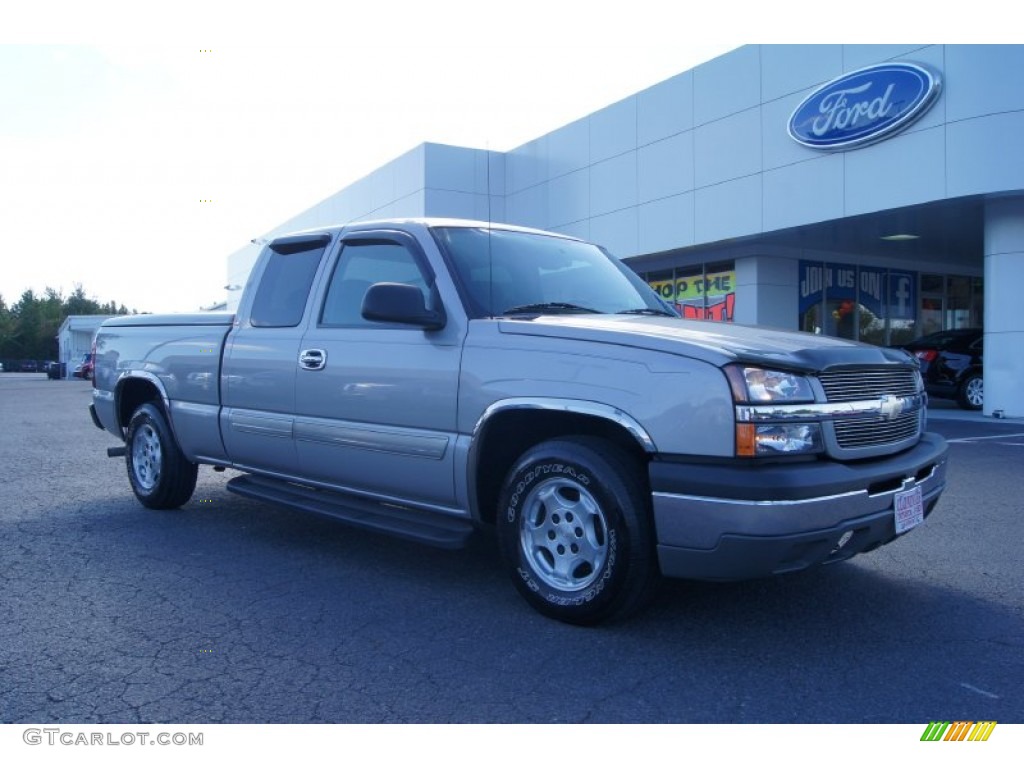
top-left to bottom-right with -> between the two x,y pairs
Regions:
894,486 -> 925,534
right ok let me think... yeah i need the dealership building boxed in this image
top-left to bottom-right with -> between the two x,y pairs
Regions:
226,44 -> 1023,418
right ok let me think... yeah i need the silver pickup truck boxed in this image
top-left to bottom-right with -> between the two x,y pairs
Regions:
90,218 -> 948,624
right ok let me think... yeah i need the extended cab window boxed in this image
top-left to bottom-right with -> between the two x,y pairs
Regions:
320,241 -> 430,326
250,235 -> 330,327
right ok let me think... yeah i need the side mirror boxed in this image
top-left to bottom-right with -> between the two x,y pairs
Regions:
361,282 -> 446,330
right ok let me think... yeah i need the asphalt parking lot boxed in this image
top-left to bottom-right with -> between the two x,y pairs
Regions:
1,373 -> 1021,723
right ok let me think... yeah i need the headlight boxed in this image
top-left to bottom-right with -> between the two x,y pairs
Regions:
725,365 -> 815,403
726,365 -> 821,457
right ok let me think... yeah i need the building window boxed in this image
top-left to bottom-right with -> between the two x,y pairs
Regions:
642,261 -> 736,322
800,261 -> 980,345
799,261 -> 918,344
918,274 -> 983,337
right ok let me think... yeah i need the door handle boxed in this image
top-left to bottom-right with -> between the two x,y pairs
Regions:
299,349 -> 327,371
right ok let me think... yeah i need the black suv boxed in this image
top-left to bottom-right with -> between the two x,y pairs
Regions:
897,328 -> 984,410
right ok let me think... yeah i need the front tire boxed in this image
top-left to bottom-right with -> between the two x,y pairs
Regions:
496,437 -> 658,625
125,403 -> 198,509
958,373 -> 983,411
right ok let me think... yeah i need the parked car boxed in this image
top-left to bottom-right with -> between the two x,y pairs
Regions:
20,359 -> 39,373
73,353 -> 95,381
897,328 -> 983,410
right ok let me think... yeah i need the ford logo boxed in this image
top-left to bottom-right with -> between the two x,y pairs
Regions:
788,62 -> 942,151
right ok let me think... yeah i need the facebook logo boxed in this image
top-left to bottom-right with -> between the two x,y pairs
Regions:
888,272 -> 916,320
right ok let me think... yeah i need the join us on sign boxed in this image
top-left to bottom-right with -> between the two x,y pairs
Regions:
788,62 -> 942,151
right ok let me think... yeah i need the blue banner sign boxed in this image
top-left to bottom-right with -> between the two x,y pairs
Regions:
788,62 -> 942,150
799,261 -> 918,319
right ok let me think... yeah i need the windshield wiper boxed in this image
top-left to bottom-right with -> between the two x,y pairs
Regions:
501,302 -> 603,316
616,307 -> 676,317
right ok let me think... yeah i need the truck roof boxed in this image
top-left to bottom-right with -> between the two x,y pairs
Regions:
270,217 -> 582,243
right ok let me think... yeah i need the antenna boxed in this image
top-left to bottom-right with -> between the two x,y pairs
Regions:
486,143 -> 493,318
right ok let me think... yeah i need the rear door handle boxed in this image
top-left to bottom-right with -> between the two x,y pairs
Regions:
299,349 -> 327,371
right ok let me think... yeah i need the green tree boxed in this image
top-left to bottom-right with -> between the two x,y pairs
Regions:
0,295 -> 15,356
0,285 -> 137,362
65,284 -> 102,316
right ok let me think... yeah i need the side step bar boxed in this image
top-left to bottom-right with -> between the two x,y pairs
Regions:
225,474 -> 474,550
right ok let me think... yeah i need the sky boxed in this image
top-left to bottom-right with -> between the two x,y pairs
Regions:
0,2 -> 998,314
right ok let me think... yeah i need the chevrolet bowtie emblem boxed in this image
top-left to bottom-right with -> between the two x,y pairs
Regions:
879,395 -> 904,421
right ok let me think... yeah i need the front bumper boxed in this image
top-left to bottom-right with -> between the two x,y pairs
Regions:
650,432 -> 948,581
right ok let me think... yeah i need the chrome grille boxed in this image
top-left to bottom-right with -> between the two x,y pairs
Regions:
818,368 -> 919,402
833,412 -> 921,449
818,367 -> 922,451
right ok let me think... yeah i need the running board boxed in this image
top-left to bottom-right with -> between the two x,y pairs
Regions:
225,474 -> 474,550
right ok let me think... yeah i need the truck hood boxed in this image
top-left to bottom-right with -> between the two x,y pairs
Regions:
496,315 -> 914,372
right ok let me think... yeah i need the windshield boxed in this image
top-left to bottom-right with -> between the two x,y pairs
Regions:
432,226 -> 674,318
914,329 -> 981,348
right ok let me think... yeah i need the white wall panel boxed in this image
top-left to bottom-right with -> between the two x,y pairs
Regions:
548,169 -> 589,227
485,151 -> 506,198
369,165 -> 395,210
841,44 -> 931,71
424,144 -> 477,192
844,126 -> 946,216
693,46 -> 760,125
424,189 -> 493,221
763,154 -> 844,231
392,145 -> 426,198
590,207 -> 638,258
762,91 -> 813,171
945,45 -> 1024,122
694,107 -> 761,188
590,96 -> 636,163
637,193 -> 694,254
547,118 -> 590,179
734,256 -> 799,328
590,152 -> 637,217
760,45 -> 842,101
637,72 -> 693,146
506,136 -> 547,193
947,111 -> 1024,198
388,190 -> 426,219
505,184 -> 549,230
551,219 -> 589,241
694,175 -> 761,243
638,132 -> 694,204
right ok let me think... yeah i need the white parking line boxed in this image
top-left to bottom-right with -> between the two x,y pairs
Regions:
946,432 -> 1024,443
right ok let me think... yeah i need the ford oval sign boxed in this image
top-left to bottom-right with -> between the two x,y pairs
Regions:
788,62 -> 942,151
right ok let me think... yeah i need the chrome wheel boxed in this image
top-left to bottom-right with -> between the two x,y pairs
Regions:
519,477 -> 609,592
957,373 -> 983,411
497,437 -> 658,624
131,423 -> 162,490
963,375 -> 983,409
125,403 -> 197,509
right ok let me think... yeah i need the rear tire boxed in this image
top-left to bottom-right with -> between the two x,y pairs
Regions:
496,437 -> 658,625
957,373 -> 983,411
125,403 -> 198,509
